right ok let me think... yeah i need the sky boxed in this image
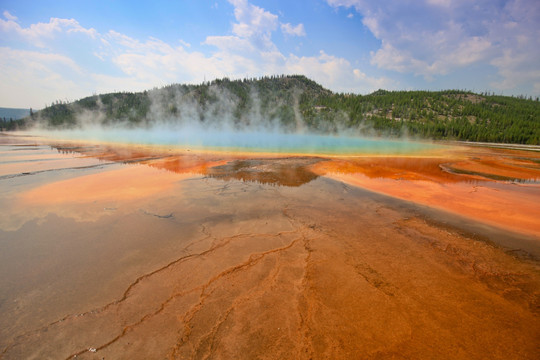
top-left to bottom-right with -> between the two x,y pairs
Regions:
0,0 -> 539,109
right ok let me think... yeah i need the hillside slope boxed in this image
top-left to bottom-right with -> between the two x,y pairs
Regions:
3,75 -> 539,144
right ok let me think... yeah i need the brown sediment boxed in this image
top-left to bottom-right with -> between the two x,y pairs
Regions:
1,134 -> 540,359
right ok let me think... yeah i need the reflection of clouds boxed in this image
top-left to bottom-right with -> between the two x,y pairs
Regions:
1,165 -> 192,232
0,144 -> 106,177
1,198 -> 115,232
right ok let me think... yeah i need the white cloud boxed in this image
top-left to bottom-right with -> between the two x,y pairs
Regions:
1,12 -> 97,47
360,16 -> 380,38
103,31 -> 224,84
200,0 -> 389,91
425,0 -> 452,7
178,39 -> 191,48
0,0 -> 393,107
202,0 -> 281,58
491,50 -> 540,91
285,51 -> 394,93
229,0 -> 277,43
0,47 -> 85,107
327,0 -> 540,93
3,10 -> 17,21
281,23 -> 306,37
204,35 -> 256,54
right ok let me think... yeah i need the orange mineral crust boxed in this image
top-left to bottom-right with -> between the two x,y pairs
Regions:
311,150 -> 540,238
1,134 -> 540,360
444,147 -> 540,182
20,165 -> 183,204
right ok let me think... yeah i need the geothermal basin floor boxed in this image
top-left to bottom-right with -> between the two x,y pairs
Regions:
0,134 -> 539,359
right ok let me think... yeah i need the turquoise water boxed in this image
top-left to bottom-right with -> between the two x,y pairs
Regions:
33,128 -> 441,155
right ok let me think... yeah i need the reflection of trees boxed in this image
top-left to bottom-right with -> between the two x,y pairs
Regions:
51,143 -> 540,187
52,144 -> 323,186
52,144 -> 166,166
206,159 -> 321,187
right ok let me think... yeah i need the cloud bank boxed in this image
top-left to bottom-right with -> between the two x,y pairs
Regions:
327,0 -> 540,92
0,0 -> 388,108
1,0 -> 538,108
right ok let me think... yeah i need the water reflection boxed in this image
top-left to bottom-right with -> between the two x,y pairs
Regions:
442,164 -> 540,184
50,141 -> 540,188
312,151 -> 540,185
440,152 -> 540,184
206,158 -> 322,187
52,143 -> 323,187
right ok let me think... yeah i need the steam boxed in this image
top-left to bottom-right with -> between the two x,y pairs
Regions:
30,82 -> 439,155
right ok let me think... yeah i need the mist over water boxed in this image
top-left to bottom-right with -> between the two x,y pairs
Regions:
29,82 -> 441,155
32,125 -> 439,155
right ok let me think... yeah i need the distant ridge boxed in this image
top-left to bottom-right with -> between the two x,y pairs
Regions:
3,75 -> 539,145
0,107 -> 31,122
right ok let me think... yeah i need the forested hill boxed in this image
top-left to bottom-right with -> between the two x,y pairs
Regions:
4,75 -> 540,144
320,90 -> 540,144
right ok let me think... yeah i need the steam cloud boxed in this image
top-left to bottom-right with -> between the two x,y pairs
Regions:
31,82 -> 437,155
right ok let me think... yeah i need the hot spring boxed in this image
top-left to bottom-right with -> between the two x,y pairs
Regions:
30,127 -> 441,155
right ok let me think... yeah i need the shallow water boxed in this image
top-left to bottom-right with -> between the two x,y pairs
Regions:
0,133 -> 539,359
29,128 -> 442,155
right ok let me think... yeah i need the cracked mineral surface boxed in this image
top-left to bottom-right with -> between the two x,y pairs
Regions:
1,133 -> 539,359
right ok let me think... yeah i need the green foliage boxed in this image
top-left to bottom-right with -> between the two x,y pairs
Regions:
305,89 -> 540,144
6,76 -> 539,144
40,103 -> 76,127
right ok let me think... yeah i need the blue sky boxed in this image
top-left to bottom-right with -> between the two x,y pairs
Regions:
1,0 -> 539,108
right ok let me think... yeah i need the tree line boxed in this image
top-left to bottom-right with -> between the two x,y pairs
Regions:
2,75 -> 539,144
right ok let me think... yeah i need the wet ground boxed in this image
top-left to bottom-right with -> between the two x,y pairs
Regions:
0,133 -> 539,359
